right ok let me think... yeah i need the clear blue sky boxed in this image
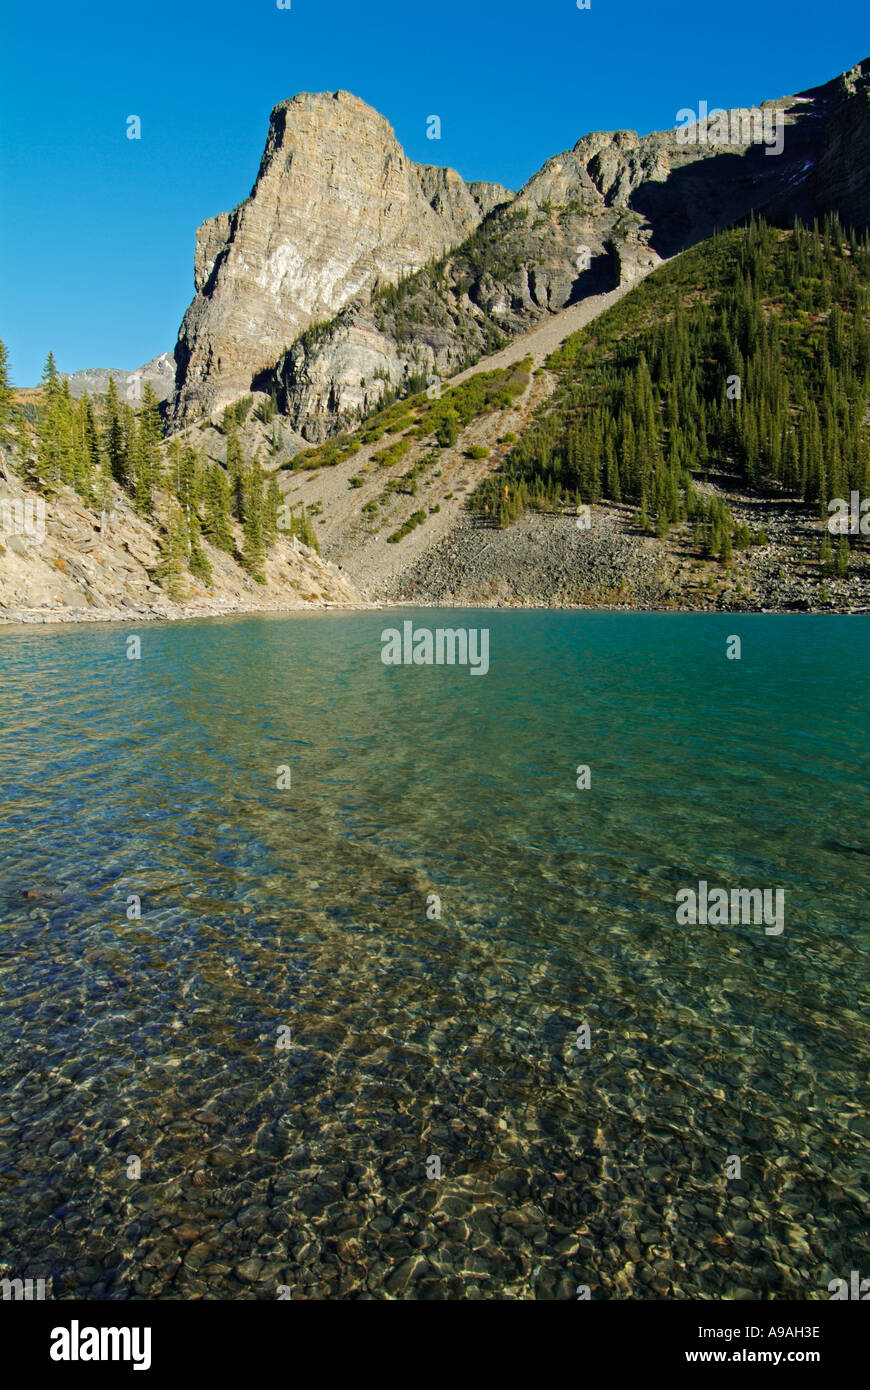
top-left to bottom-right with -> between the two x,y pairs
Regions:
0,0 -> 866,385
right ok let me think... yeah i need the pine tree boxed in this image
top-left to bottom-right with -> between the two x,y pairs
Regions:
138,382 -> 163,496
187,511 -> 212,586
204,462 -> 235,552
264,474 -> 281,545
57,380 -> 77,485
37,352 -> 71,486
225,427 -> 245,518
42,351 -> 58,387
604,436 -> 621,502
103,376 -> 128,486
73,396 -> 100,499
132,418 -> 152,515
155,505 -> 189,600
165,438 -> 183,499
285,504 -> 319,552
720,528 -> 733,566
175,443 -> 198,514
0,336 -> 14,438
241,455 -> 267,582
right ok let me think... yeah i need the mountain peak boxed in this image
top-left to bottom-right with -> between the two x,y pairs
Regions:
171,88 -> 502,421
170,56 -> 870,428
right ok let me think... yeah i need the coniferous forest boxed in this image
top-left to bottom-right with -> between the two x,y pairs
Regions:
3,215 -> 869,594
0,352 -> 319,594
474,217 -> 870,567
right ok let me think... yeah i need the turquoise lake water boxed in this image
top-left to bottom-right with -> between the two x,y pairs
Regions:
0,610 -> 867,1299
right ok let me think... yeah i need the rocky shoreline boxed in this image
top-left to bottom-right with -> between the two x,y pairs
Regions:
0,596 -> 373,626
384,499 -> 870,615
3,481 -> 867,625
0,471 -> 369,627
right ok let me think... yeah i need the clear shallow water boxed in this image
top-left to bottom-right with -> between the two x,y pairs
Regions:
0,610 -> 867,1300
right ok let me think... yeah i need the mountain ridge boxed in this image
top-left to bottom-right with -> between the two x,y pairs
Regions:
170,89 -> 513,423
167,58 -> 869,447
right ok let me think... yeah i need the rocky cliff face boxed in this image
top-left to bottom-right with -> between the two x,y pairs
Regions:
171,91 -> 511,423
0,457 -> 364,623
255,119 -> 780,440
171,60 -> 869,443
259,61 -> 868,443
787,62 -> 870,230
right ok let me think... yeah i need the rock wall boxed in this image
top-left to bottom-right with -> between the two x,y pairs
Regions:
171,91 -> 512,423
0,459 -> 364,623
171,60 -> 870,442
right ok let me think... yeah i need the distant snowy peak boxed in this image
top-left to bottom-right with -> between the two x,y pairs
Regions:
58,352 -> 175,402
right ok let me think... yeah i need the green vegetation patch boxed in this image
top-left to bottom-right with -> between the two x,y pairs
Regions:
284,433 -> 361,471
373,437 -> 413,469
474,217 -> 870,549
386,509 -> 427,543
